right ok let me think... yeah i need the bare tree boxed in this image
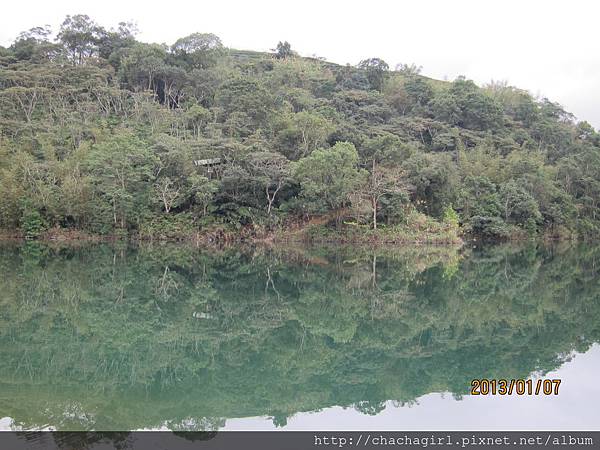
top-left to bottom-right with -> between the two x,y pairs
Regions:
155,177 -> 180,213
247,152 -> 291,216
365,164 -> 410,229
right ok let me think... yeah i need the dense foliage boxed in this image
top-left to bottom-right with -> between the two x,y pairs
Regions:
1,15 -> 600,239
0,242 -> 599,430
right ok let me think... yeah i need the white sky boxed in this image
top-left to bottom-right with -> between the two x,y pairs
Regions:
2,0 -> 599,128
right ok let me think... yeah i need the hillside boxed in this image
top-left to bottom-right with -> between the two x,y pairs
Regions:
1,14 -> 599,241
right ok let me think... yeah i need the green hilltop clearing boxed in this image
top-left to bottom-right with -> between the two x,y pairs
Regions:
1,15 -> 599,242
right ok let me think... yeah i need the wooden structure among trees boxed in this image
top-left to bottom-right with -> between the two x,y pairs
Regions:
194,158 -> 223,178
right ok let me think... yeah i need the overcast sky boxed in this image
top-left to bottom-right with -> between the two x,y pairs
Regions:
2,0 -> 599,127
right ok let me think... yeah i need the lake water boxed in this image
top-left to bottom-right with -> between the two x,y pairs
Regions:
0,241 -> 599,431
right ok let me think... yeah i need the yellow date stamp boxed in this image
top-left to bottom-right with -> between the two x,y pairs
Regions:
470,379 -> 561,396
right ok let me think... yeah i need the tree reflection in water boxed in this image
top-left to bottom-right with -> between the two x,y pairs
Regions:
0,242 -> 598,430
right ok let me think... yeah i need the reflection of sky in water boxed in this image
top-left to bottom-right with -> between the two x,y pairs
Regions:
223,344 -> 600,430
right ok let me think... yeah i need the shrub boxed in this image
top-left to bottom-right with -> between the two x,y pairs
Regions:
21,206 -> 46,239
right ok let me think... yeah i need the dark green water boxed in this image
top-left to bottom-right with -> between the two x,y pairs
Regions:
0,242 -> 599,431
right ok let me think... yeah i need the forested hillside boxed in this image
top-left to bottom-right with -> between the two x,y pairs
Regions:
1,15 -> 599,241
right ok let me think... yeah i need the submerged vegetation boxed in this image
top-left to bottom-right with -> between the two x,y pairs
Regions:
1,15 -> 600,241
0,242 -> 599,429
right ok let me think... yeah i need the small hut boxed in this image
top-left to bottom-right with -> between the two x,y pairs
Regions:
194,158 -> 223,179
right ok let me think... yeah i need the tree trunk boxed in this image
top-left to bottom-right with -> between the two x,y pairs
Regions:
266,181 -> 283,216
372,254 -> 377,288
113,197 -> 117,225
372,159 -> 377,230
372,196 -> 377,230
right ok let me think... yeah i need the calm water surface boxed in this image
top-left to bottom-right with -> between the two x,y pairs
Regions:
0,242 -> 599,431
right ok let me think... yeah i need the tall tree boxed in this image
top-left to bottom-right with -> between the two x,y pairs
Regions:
171,33 -> 224,70
247,152 -> 291,216
357,58 -> 389,92
273,41 -> 295,59
293,142 -> 367,219
85,131 -> 158,230
57,14 -> 105,65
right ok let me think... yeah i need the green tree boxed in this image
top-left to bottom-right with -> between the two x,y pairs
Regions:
281,111 -> 334,159
171,33 -> 224,70
364,165 -> 410,229
358,58 -> 389,92
85,131 -> 158,230
499,180 -> 542,231
293,142 -> 367,218
273,41 -> 295,59
57,14 -> 105,65
247,152 -> 291,216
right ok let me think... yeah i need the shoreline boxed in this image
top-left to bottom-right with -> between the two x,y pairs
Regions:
1,225 -> 462,245
0,225 -> 579,247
